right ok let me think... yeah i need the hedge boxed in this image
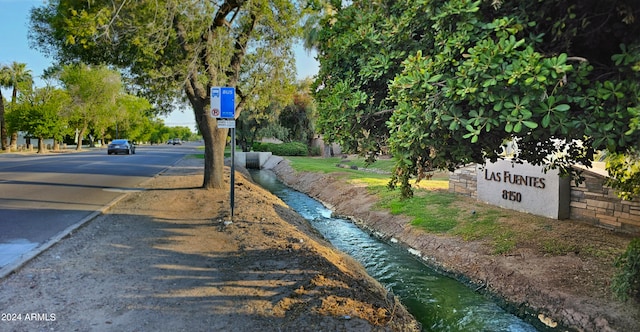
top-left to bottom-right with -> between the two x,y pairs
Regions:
252,142 -> 308,156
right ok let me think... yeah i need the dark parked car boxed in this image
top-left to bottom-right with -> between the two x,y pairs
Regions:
107,139 -> 136,155
166,138 -> 182,145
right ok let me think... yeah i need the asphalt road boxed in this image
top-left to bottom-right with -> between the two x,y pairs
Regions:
0,143 -> 201,272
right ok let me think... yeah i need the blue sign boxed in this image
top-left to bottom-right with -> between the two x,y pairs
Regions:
210,87 -> 235,119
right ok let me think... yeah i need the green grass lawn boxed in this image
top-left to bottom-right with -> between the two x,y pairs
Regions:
285,155 -> 450,187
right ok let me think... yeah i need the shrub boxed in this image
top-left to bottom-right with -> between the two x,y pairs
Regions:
253,142 -> 308,156
612,238 -> 640,301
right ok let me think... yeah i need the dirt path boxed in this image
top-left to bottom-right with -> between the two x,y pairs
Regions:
272,159 -> 640,332
0,157 -> 419,332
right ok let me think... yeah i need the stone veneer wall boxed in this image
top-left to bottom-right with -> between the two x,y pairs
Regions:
449,165 -> 640,234
570,169 -> 640,234
448,164 -> 477,199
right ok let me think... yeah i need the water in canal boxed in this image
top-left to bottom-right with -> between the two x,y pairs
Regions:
250,170 -> 542,332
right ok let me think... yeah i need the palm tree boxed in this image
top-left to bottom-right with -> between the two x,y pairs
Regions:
6,62 -> 33,150
0,65 -> 11,150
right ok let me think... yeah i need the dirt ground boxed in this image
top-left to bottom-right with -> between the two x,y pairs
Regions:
0,157 -> 419,332
272,159 -> 640,332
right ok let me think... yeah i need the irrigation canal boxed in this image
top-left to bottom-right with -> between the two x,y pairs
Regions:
250,170 -> 547,332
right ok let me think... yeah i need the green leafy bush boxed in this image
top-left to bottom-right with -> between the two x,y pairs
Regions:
253,142 -> 308,156
612,238 -> 640,301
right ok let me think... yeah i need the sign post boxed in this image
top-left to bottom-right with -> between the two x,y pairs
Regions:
211,87 -> 236,220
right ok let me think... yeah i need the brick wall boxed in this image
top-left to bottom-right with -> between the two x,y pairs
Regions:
449,164 -> 640,235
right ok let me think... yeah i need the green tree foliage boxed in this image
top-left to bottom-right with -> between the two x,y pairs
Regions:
605,150 -> 640,200
109,94 -> 153,142
237,102 -> 287,152
389,0 -> 640,197
168,126 -> 194,143
148,120 -> 173,145
30,0 -> 308,189
314,0 -> 640,198
237,108 -> 265,152
6,86 -> 71,153
279,79 -> 316,143
237,79 -> 316,151
313,1 -> 429,159
57,64 -> 123,150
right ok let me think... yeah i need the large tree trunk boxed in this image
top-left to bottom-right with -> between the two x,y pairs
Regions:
76,126 -> 86,151
212,126 -> 229,189
9,132 -> 17,150
196,105 -> 229,190
37,137 -> 45,154
185,59 -> 234,190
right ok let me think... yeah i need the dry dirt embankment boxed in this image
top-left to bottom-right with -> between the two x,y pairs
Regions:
271,158 -> 640,332
0,157 -> 419,332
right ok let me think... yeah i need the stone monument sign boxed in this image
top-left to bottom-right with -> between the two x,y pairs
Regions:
476,159 -> 570,219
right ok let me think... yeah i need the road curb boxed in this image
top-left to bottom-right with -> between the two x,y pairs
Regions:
0,155 -> 192,280
0,190 -> 132,280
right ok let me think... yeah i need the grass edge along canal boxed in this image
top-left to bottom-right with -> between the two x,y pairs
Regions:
284,155 -> 624,259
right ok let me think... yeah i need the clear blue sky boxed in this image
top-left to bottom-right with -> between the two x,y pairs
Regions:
0,0 -> 319,129
0,0 -> 51,88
